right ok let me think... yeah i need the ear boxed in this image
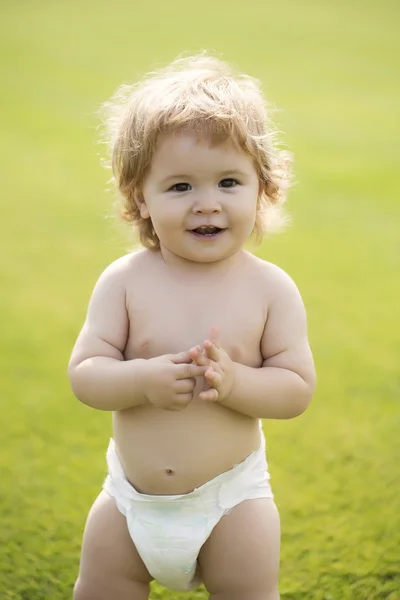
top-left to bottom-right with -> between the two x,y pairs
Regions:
134,191 -> 150,219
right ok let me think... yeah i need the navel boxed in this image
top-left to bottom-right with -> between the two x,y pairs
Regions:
165,468 -> 175,476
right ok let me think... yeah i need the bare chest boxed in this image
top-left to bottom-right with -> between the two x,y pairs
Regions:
124,279 -> 267,367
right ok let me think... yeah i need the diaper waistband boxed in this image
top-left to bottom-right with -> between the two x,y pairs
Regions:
105,420 -> 267,504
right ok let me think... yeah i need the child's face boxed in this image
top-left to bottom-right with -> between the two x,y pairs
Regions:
140,130 -> 259,264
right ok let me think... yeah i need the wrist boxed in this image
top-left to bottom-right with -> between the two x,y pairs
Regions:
136,358 -> 150,405
217,360 -> 237,404
127,358 -> 150,406
221,360 -> 244,405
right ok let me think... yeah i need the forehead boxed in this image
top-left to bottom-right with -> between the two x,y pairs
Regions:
148,130 -> 256,176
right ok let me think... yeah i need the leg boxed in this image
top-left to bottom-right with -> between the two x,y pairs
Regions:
74,490 -> 153,600
198,498 -> 280,600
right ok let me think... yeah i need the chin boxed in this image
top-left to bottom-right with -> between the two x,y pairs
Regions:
186,249 -> 238,264
163,240 -> 243,265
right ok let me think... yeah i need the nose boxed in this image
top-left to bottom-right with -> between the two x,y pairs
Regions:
192,191 -> 222,214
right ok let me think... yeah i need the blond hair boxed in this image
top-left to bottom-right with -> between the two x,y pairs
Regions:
101,53 -> 292,249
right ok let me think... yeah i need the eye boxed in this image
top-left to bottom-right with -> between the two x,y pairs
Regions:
168,182 -> 191,192
219,178 -> 239,188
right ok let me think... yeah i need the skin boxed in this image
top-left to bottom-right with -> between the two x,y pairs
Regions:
69,130 -> 316,600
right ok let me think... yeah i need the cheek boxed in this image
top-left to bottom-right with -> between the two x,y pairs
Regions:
148,202 -> 182,233
233,195 -> 258,222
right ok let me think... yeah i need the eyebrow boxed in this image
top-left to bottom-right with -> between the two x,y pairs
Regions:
160,174 -> 191,184
160,170 -> 249,184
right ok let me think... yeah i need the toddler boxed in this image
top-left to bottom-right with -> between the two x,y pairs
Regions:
69,53 -> 316,600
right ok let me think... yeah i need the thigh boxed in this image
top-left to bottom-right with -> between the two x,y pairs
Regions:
198,498 -> 280,597
75,490 -> 153,600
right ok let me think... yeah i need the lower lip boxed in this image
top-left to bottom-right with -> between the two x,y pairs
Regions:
189,229 -> 226,240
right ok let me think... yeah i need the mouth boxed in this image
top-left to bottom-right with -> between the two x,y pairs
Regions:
189,225 -> 226,239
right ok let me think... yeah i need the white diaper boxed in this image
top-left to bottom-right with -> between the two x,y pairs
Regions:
103,421 -> 273,592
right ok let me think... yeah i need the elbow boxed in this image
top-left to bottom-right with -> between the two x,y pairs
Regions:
68,362 -> 89,405
68,359 -> 112,411
291,378 -> 316,418
68,369 -> 82,403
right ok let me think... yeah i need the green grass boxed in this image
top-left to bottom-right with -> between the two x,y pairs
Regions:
1,1 -> 399,598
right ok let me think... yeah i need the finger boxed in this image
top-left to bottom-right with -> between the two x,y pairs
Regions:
205,369 -> 222,388
176,364 -> 208,379
204,340 -> 220,362
199,388 -> 219,402
189,345 -> 201,360
170,351 -> 193,364
163,394 -> 193,411
189,346 -> 199,362
189,364 -> 209,377
190,347 -> 210,367
175,393 -> 194,405
174,378 -> 196,394
208,325 -> 221,348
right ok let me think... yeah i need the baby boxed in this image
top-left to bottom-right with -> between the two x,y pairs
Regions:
68,54 -> 316,600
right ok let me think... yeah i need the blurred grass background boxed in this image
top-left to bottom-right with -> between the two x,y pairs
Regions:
1,1 -> 399,598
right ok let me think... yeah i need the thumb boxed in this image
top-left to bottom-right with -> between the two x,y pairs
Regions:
169,350 -> 193,364
208,325 -> 221,349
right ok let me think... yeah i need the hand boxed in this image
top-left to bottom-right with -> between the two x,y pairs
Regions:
141,352 -> 208,411
189,327 -> 235,403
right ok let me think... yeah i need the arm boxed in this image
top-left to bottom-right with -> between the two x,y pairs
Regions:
68,259 -> 148,411
226,354 -> 315,420
227,269 -> 315,418
193,268 -> 316,419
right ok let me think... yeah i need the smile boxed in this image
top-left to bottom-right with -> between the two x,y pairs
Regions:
189,225 -> 226,239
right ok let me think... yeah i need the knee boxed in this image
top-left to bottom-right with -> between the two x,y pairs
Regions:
73,575 -> 150,600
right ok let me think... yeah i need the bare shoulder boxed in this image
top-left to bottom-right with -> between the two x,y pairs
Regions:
69,250 -> 156,366
99,249 -> 154,282
244,252 -> 302,304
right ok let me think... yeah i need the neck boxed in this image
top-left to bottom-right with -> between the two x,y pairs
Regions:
158,245 -> 246,280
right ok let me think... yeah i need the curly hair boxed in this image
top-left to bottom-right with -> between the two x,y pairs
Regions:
100,53 -> 292,249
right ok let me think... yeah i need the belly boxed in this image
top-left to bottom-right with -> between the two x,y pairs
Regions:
112,400 -> 261,495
